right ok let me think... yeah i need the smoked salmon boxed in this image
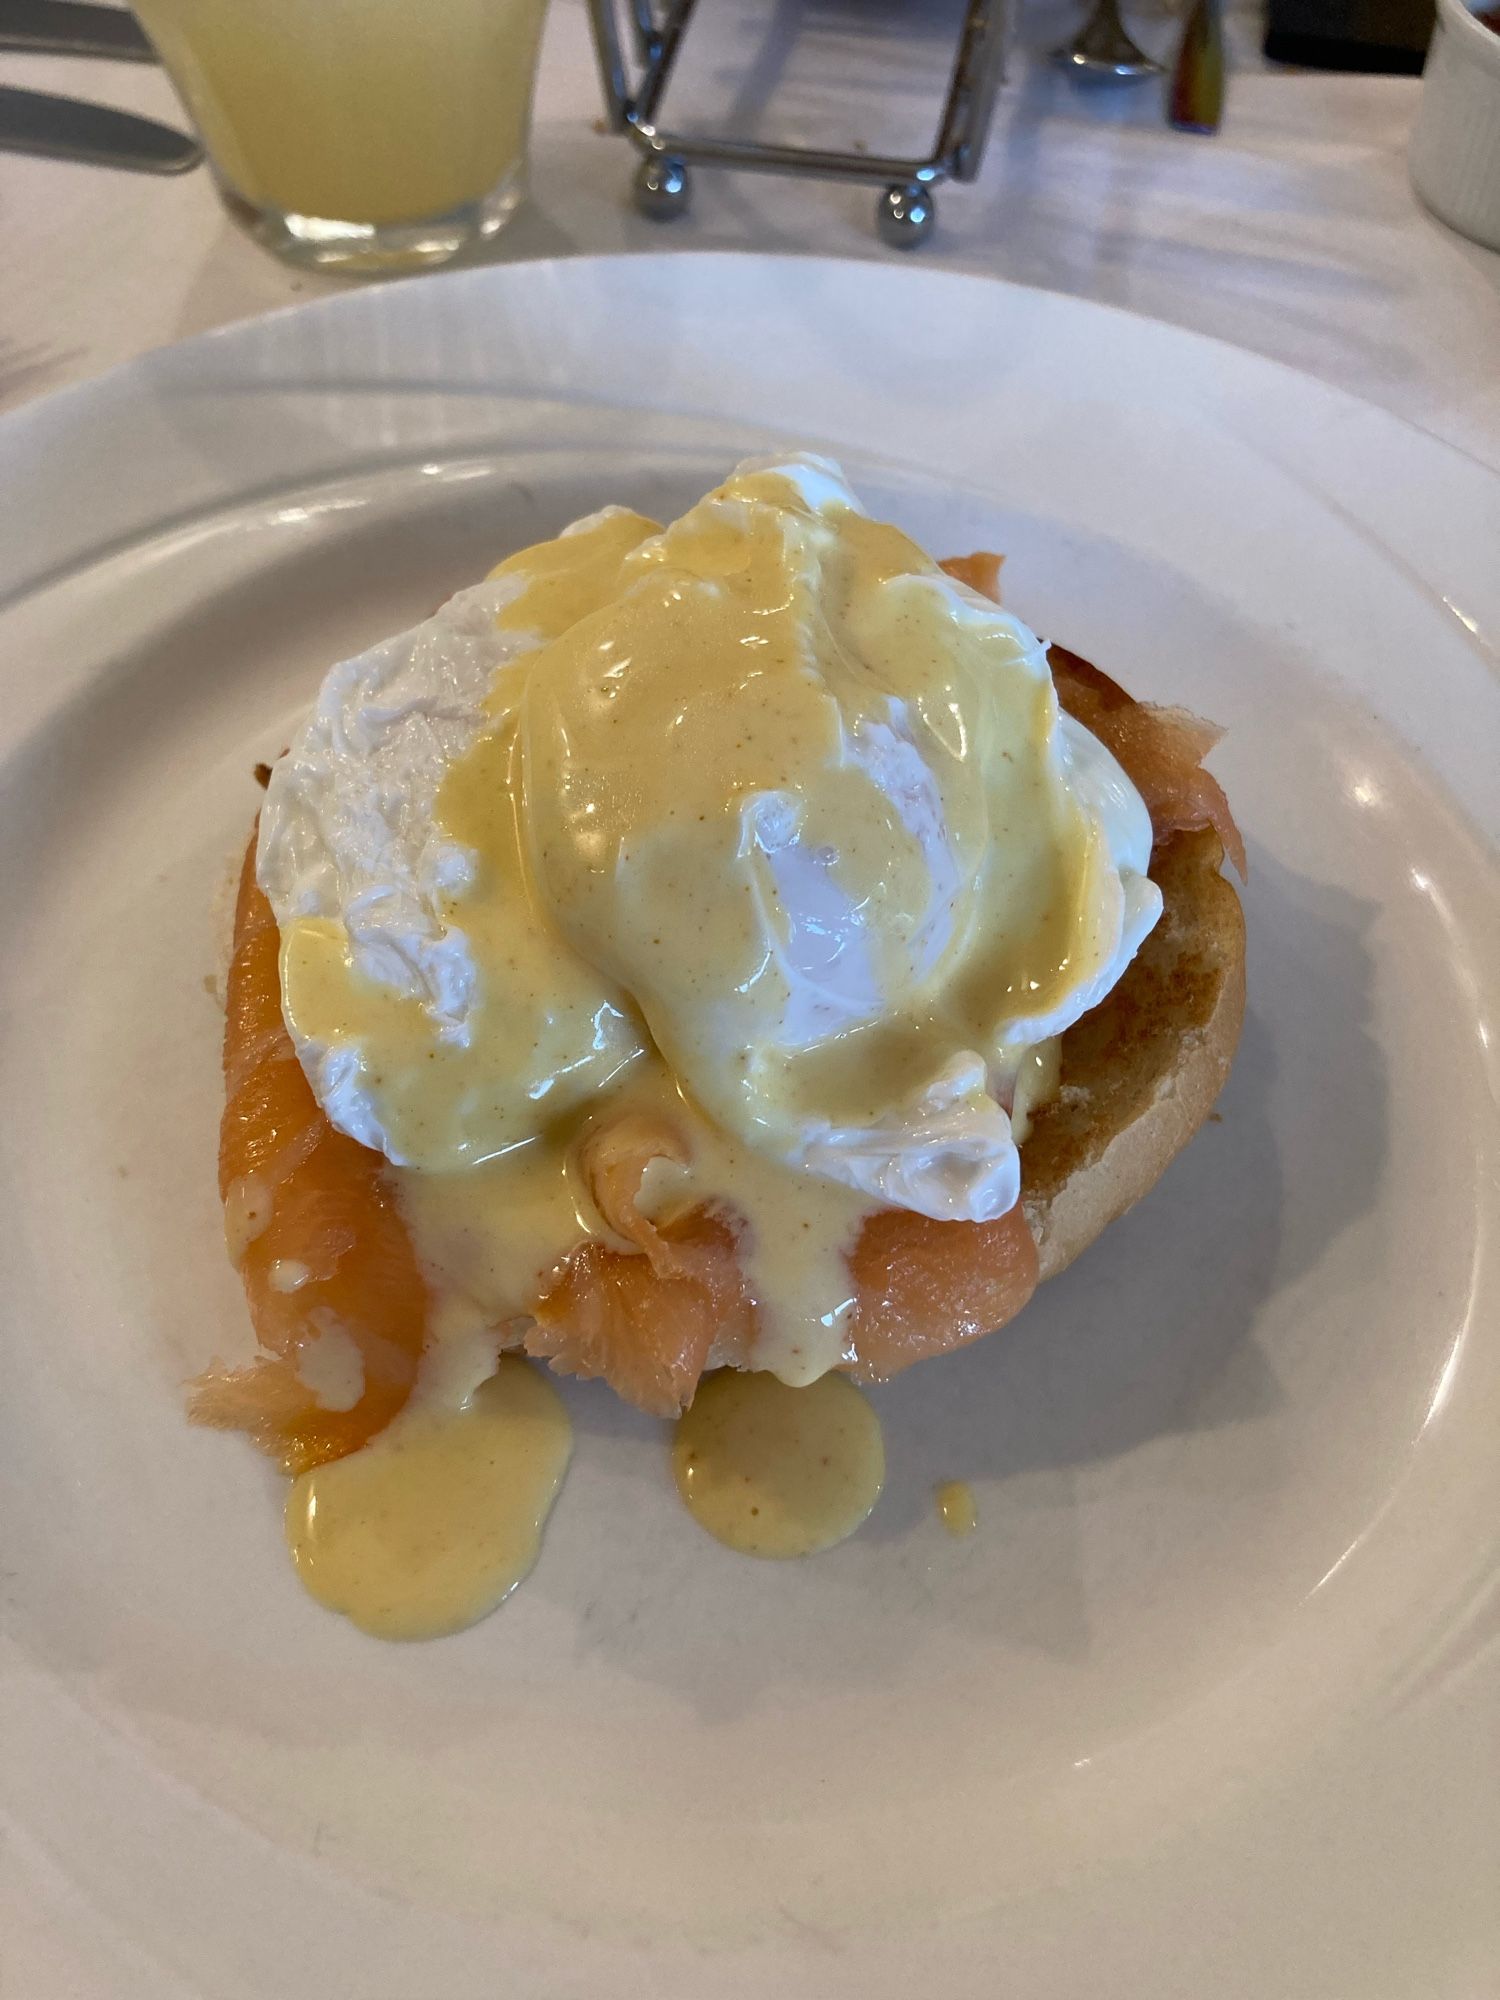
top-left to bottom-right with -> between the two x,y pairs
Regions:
1049,645 -> 1247,881
525,1117 -> 1038,1413
192,844 -> 430,1473
939,551 -> 1245,880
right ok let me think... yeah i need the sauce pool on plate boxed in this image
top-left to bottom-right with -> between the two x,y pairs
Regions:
673,1370 -> 885,1558
286,1357 -> 571,1641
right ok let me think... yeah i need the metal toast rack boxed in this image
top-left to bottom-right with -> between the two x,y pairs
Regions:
586,0 -> 1009,244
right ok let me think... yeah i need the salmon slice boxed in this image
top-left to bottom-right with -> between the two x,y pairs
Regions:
1049,645 -> 1248,881
523,1186 -> 1037,1410
528,1209 -> 757,1417
941,551 -> 1246,880
523,1115 -> 1038,1409
844,1203 -> 1038,1381
521,1115 -> 756,1416
938,551 -> 1005,602
192,841 -> 430,1474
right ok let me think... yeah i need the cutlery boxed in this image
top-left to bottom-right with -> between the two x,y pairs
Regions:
0,0 -> 155,61
1168,0 -> 1226,129
1054,0 -> 1163,78
0,84 -> 200,170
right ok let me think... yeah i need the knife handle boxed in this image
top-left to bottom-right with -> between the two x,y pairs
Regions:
0,0 -> 157,61
1168,0 -> 1226,133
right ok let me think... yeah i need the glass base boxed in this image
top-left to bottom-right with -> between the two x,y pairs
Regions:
217,166 -> 527,274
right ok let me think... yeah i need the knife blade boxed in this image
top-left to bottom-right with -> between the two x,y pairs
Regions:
0,0 -> 156,61
0,85 -> 200,171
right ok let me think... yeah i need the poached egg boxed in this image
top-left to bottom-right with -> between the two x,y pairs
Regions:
258,457 -> 1161,1377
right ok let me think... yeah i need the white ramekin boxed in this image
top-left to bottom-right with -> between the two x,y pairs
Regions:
1410,0 -> 1500,251
1416,0 -> 1500,250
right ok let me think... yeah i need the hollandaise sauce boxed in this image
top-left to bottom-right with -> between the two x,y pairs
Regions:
286,1359 -> 571,1640
673,1371 -> 885,1558
935,1479 -> 978,1537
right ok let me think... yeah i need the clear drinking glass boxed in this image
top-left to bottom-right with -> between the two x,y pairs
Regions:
133,0 -> 551,272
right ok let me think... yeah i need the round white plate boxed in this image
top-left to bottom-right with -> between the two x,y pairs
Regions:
1,254 -> 1496,2000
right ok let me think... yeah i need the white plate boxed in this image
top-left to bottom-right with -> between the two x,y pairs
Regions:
1,254 -> 1496,2000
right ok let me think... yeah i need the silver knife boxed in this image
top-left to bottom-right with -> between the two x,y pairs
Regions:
0,85 -> 200,171
0,0 -> 156,60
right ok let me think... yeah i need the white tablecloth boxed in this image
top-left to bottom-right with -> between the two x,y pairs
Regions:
3,0 -> 1499,468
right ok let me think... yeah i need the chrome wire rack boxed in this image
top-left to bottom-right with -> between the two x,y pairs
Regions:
587,0 -> 1008,244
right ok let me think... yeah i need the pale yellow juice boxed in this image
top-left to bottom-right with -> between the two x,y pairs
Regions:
135,0 -> 548,225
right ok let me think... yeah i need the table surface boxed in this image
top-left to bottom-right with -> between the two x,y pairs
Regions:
2,0 -> 1499,470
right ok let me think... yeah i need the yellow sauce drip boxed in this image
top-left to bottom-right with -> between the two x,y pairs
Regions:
600,1066 -> 871,1384
672,1371 -> 884,1558
394,1130 -> 599,1330
935,1479 -> 978,1537
285,1359 -> 571,1640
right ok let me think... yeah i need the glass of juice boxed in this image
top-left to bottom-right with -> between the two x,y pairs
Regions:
133,0 -> 551,272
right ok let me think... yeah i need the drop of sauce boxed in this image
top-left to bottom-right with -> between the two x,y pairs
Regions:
672,1370 -> 884,1558
285,1357 -> 571,1640
934,1479 -> 977,1537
